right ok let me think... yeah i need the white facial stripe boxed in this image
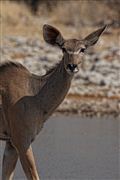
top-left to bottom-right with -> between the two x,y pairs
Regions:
67,50 -> 80,55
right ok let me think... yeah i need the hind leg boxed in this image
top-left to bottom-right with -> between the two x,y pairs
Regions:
2,141 -> 18,180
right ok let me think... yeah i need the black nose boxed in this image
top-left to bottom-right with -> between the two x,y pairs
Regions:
67,64 -> 77,71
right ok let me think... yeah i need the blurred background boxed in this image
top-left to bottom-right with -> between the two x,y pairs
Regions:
0,0 -> 120,116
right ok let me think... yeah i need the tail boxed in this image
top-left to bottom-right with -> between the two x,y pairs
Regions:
0,86 -> 5,95
0,105 -> 10,142
0,134 -> 10,141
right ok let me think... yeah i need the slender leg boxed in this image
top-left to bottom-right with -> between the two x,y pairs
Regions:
2,141 -> 18,180
18,145 -> 40,180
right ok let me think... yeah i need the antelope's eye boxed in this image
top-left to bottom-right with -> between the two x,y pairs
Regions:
79,48 -> 86,53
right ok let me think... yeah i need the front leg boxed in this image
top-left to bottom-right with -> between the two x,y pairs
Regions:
17,145 -> 40,180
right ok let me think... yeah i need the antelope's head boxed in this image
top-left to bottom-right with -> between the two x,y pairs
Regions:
43,24 -> 106,75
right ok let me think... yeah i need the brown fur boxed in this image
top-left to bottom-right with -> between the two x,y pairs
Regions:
0,24 -> 106,180
0,60 -> 72,180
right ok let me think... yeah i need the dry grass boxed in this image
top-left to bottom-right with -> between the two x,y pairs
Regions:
67,93 -> 120,101
1,1 -> 42,37
0,0 -> 120,47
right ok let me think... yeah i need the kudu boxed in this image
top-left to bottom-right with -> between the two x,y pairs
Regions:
0,24 -> 106,180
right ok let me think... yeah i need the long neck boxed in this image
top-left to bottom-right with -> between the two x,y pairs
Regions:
35,59 -> 73,119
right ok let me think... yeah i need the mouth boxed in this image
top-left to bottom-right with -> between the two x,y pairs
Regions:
66,64 -> 79,74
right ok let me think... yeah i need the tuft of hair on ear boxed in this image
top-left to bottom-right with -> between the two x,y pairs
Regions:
84,25 -> 107,47
43,24 -> 64,47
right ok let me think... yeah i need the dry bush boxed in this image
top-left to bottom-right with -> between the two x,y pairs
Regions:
2,0 -> 119,26
7,0 -> 57,13
50,0 -> 119,28
0,0 -> 119,40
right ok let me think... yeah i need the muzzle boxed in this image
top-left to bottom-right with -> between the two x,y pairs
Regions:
66,64 -> 79,73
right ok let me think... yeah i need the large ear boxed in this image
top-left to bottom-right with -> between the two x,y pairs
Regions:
43,24 -> 65,47
83,25 -> 107,47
